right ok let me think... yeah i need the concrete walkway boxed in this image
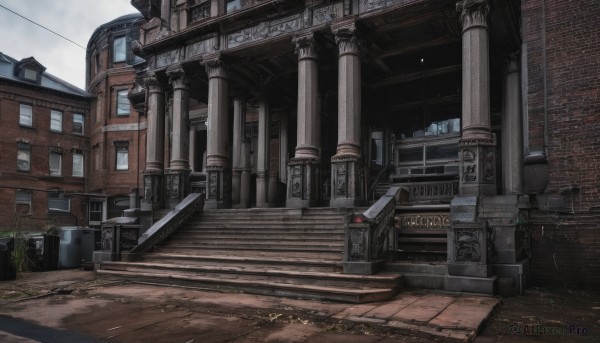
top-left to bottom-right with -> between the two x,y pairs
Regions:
0,269 -> 498,342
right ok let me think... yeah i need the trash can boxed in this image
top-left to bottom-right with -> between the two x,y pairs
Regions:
42,234 -> 60,271
80,228 -> 100,264
0,237 -> 17,281
59,227 -> 83,268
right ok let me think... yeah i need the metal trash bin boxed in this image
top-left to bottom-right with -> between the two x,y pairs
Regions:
80,228 -> 100,264
59,227 -> 83,268
0,237 -> 16,280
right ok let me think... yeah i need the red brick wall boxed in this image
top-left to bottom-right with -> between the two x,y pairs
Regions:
523,0 -> 600,287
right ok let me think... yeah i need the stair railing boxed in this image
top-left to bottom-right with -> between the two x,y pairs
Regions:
123,193 -> 205,260
367,164 -> 392,203
343,186 -> 399,274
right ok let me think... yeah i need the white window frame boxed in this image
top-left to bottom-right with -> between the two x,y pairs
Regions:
50,110 -> 62,132
19,103 -> 33,127
72,152 -> 84,177
113,36 -> 126,63
17,142 -> 31,172
116,89 -> 130,116
49,151 -> 62,176
73,113 -> 84,134
115,142 -> 129,171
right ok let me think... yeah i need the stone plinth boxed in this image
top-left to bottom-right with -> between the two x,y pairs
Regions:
447,221 -> 492,278
459,139 -> 496,196
165,168 -> 190,209
141,170 -> 163,211
330,154 -> 364,207
286,158 -> 320,208
205,165 -> 231,209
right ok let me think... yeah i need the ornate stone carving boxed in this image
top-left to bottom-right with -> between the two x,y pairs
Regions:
291,166 -> 302,197
190,1 -> 210,22
186,37 -> 218,59
208,171 -> 218,199
156,49 -> 180,68
227,14 -> 302,49
333,26 -> 360,57
293,34 -> 317,60
313,2 -> 343,25
483,148 -> 495,183
357,0 -> 412,13
402,181 -> 459,203
455,229 -> 481,262
456,0 -> 490,30
396,213 -> 451,229
143,75 -> 163,94
167,66 -> 189,90
350,229 -> 365,258
203,58 -> 228,79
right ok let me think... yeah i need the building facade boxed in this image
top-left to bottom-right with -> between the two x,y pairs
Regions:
0,53 -> 91,231
125,0 -> 600,288
86,13 -> 147,224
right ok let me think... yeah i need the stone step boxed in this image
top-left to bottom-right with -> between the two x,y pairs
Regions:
397,237 -> 447,244
157,242 -> 344,252
386,262 -> 448,275
152,247 -> 344,260
96,268 -> 398,303
168,234 -> 345,242
141,253 -> 343,272
175,229 -> 345,235
183,222 -> 346,229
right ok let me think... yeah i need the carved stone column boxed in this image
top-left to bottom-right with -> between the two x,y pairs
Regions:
203,56 -> 231,209
256,100 -> 270,208
287,32 -> 320,208
239,137 -> 252,208
142,74 -> 165,211
501,53 -> 523,195
457,0 -> 496,196
330,19 -> 364,207
165,66 -> 191,208
231,98 -> 245,206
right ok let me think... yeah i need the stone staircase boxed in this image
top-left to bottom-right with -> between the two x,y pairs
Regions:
96,207 -> 403,303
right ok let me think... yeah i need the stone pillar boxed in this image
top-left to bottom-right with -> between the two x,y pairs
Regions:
287,32 -> 320,208
279,119 -> 288,184
161,0 -> 171,28
165,66 -> 191,208
239,138 -> 252,208
203,56 -> 231,209
231,98 -> 245,206
142,75 -> 165,211
189,126 -> 197,172
256,101 -> 270,207
330,19 -> 364,207
501,53 -> 523,195
456,0 -> 496,196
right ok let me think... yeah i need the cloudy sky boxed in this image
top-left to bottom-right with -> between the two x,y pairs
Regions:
0,0 -> 138,89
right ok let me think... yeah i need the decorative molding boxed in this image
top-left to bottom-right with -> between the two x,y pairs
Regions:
313,2 -> 343,26
186,36 -> 218,59
356,0 -> 413,14
396,213 -> 451,229
143,75 -> 163,94
227,13 -> 302,49
456,0 -> 490,31
167,66 -> 189,89
202,57 -> 228,79
293,34 -> 317,61
332,21 -> 360,57
454,228 -> 481,262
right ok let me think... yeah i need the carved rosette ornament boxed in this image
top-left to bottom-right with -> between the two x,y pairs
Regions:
456,0 -> 491,31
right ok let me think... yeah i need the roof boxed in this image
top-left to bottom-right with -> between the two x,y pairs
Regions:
0,52 -> 90,98
87,13 -> 144,50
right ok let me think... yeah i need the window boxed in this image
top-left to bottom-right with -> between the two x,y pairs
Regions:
226,0 -> 241,13
113,36 -> 126,63
116,90 -> 130,116
23,68 -> 37,81
50,151 -> 62,176
15,190 -> 32,214
50,110 -> 62,132
48,192 -> 70,212
115,142 -> 129,170
17,142 -> 31,172
89,200 -> 103,223
73,113 -> 84,134
72,152 -> 84,177
19,104 -> 33,127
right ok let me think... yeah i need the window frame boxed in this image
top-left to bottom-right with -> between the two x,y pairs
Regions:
116,89 -> 131,117
50,109 -> 63,132
73,113 -> 84,134
72,152 -> 84,177
115,142 -> 129,171
49,151 -> 62,176
15,189 -> 32,215
48,192 -> 70,213
17,142 -> 31,172
19,103 -> 33,127
113,35 -> 127,63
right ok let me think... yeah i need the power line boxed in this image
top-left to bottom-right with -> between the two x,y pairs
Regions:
0,4 -> 86,50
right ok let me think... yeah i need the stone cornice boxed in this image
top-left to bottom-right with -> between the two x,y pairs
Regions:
456,0 -> 490,31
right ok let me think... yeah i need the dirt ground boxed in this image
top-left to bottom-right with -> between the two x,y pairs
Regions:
1,270 -> 599,342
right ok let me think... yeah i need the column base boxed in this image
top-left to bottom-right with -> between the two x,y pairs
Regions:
165,168 -> 191,209
286,158 -> 320,208
459,138 -> 497,196
256,172 -> 269,208
141,170 -> 163,211
330,154 -> 364,208
205,165 -> 231,209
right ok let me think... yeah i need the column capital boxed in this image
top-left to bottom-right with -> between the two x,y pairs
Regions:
166,65 -> 190,90
504,51 -> 520,75
456,0 -> 490,31
202,55 -> 228,79
293,32 -> 318,61
332,19 -> 360,57
143,74 -> 163,94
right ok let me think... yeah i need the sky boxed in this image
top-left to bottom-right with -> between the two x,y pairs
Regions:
0,0 -> 138,90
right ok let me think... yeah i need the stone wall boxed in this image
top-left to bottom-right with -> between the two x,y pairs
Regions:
523,0 -> 600,287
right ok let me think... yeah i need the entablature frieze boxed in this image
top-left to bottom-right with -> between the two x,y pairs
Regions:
138,0 -> 434,74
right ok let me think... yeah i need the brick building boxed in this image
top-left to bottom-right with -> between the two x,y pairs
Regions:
0,53 -> 91,231
86,13 -> 147,223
